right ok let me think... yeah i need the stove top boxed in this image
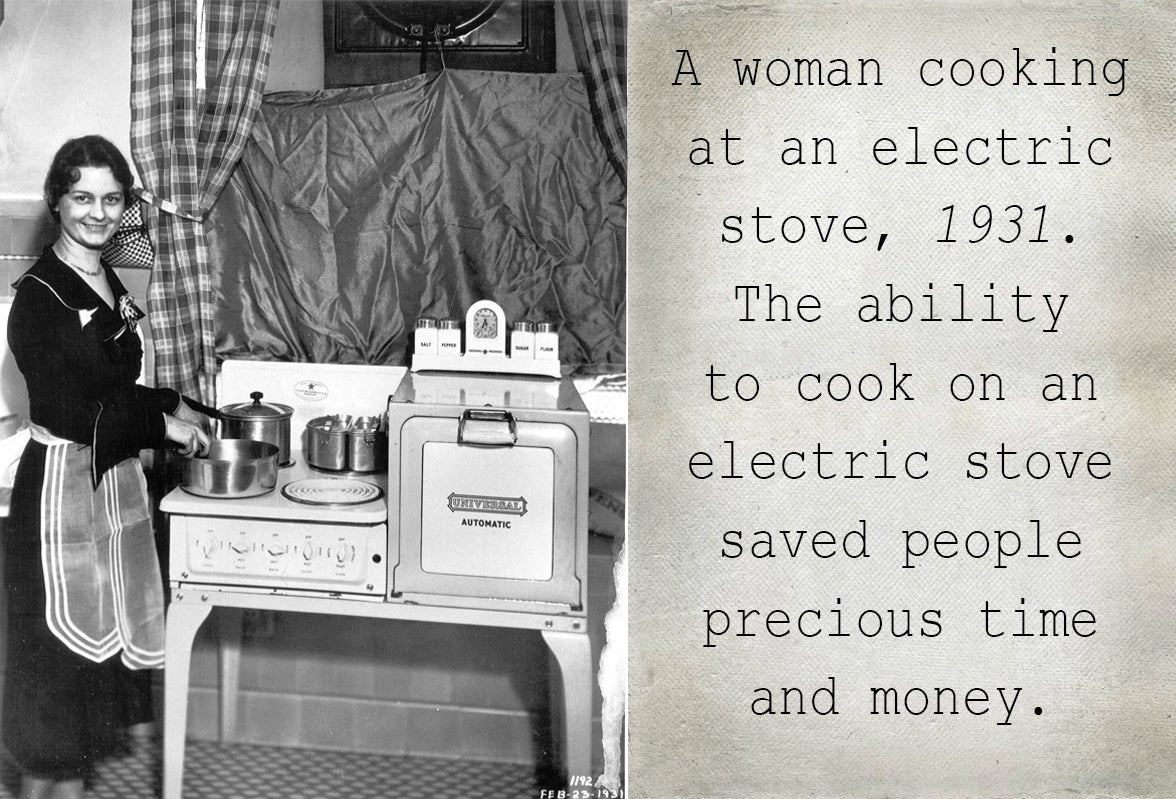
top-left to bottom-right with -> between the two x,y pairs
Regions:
161,360 -> 401,525
161,456 -> 388,524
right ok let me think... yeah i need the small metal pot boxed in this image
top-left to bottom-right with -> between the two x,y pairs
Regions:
219,391 -> 294,467
346,416 -> 386,473
179,439 -> 280,498
306,415 -> 350,471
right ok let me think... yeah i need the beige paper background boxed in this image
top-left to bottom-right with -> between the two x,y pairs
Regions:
628,1 -> 1175,796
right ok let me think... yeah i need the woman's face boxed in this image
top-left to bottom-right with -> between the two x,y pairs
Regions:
55,166 -> 125,250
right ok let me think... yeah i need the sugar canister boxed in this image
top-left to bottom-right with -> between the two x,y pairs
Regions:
510,321 -> 535,358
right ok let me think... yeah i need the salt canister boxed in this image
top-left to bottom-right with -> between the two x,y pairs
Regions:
414,316 -> 438,355
510,321 -> 535,359
534,321 -> 559,360
438,318 -> 462,356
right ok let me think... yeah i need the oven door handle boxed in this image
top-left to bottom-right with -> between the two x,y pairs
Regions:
457,409 -> 518,447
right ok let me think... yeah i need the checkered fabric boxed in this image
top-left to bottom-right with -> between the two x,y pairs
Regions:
101,199 -> 155,268
130,0 -> 279,402
566,0 -> 628,183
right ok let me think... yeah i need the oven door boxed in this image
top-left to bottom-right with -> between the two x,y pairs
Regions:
390,410 -> 582,608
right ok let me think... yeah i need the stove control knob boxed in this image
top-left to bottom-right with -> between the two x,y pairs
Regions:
266,543 -> 288,557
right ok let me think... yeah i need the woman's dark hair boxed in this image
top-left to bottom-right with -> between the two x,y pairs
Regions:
43,135 -> 135,221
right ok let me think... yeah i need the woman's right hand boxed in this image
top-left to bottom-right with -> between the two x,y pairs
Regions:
173,398 -> 209,427
165,414 -> 211,457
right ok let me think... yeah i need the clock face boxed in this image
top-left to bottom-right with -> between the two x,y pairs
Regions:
472,308 -> 498,339
464,299 -> 507,356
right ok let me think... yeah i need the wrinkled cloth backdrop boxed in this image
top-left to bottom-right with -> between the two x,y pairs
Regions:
207,69 -> 626,374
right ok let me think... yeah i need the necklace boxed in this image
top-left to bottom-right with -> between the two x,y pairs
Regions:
54,245 -> 102,277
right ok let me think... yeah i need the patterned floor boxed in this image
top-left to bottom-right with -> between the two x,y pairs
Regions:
0,741 -> 553,799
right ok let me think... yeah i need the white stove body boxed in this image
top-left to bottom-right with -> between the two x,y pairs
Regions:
166,360 -> 403,598
166,361 -> 589,616
387,372 -> 590,613
160,362 -> 596,799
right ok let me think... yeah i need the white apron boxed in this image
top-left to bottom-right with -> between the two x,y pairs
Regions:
32,425 -> 165,669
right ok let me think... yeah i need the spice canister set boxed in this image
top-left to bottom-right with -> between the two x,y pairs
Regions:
414,318 -> 559,360
410,299 -> 563,378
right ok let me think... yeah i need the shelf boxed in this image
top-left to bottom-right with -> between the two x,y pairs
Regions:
410,353 -> 562,378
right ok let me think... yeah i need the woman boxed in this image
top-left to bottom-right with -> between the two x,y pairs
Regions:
4,135 -> 209,799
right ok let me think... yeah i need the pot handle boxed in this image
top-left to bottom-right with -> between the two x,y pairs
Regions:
184,398 -> 224,438
185,398 -> 225,422
458,409 -> 517,447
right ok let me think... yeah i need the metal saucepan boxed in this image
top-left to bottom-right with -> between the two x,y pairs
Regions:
305,415 -> 351,471
179,439 -> 280,498
347,415 -> 386,473
305,414 -> 387,473
213,391 -> 294,467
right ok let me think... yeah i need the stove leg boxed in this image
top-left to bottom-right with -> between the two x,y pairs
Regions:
218,608 -> 244,744
541,629 -> 593,785
164,600 -> 213,799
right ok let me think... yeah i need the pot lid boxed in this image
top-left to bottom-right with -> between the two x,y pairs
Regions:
220,391 -> 294,420
307,414 -> 352,432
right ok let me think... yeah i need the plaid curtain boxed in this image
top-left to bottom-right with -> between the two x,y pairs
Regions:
130,0 -> 279,402
565,0 -> 627,183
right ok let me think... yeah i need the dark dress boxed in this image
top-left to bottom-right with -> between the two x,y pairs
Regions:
3,248 -> 181,780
